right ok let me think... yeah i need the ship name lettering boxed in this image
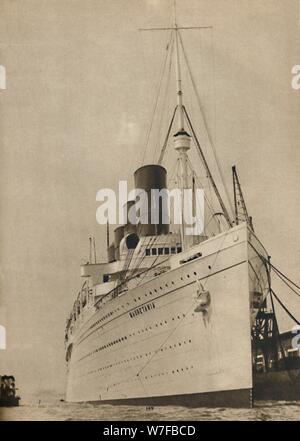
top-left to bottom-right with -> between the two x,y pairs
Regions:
129,302 -> 155,318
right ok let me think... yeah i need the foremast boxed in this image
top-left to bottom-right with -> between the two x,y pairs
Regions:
142,2 -> 233,250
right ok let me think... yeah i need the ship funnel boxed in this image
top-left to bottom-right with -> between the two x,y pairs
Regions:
134,164 -> 169,236
124,200 -> 137,236
114,225 -> 125,260
107,243 -> 115,263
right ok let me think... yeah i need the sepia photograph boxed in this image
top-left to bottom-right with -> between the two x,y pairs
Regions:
0,0 -> 300,425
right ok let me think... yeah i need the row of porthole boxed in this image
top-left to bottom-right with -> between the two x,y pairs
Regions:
77,339 -> 193,378
145,270 -> 201,296
78,298 -> 189,345
77,314 -> 190,364
144,365 -> 194,380
78,336 -> 128,362
89,309 -> 115,330
78,267 -> 208,345
79,364 -> 195,382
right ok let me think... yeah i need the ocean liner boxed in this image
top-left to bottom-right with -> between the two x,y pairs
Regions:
64,11 -> 272,408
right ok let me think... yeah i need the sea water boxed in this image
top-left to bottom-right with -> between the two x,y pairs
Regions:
0,400 -> 300,421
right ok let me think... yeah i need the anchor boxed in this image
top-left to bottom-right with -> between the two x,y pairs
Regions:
194,281 -> 211,325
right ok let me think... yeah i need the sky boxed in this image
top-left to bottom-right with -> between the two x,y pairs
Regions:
0,0 -> 299,402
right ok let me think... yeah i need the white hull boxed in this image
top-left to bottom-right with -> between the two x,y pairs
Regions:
66,224 -> 268,407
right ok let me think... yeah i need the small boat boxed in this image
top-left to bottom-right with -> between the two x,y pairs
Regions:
0,375 -> 20,407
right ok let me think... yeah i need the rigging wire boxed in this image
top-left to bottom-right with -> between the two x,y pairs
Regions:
94,256 -> 171,308
272,267 -> 300,299
177,30 -> 235,219
136,229 -> 229,378
157,105 -> 178,165
247,244 -> 300,322
186,157 -> 221,234
183,106 -> 232,227
271,289 -> 300,326
136,234 -> 173,287
141,31 -> 173,165
254,250 -> 300,300
130,235 -> 161,279
269,262 -> 300,292
130,235 -> 155,278
153,31 -> 175,163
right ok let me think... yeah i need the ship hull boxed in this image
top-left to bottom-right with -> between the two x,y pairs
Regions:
254,369 -> 300,401
66,224 -> 268,408
89,388 -> 252,408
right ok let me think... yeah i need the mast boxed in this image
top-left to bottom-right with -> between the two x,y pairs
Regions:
172,0 -> 191,250
140,3 -> 233,242
89,237 -> 92,264
173,1 -> 184,132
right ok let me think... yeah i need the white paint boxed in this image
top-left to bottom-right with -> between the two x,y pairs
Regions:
0,325 -> 6,350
